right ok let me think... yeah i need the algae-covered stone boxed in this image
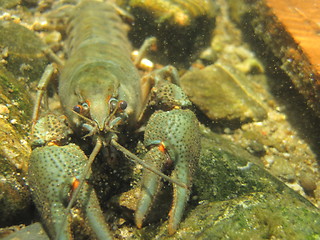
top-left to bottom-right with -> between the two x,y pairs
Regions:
2,222 -> 49,240
135,128 -> 320,239
154,193 -> 320,239
0,20 -> 48,82
0,30 -> 42,224
0,116 -> 32,226
181,63 -> 267,124
0,64 -> 32,171
0,65 -> 32,226
0,12 -> 46,228
0,65 -> 32,128
0,146 -> 31,226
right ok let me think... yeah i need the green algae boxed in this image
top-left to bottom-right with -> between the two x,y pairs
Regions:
166,193 -> 320,240
0,66 -> 33,225
0,64 -> 32,127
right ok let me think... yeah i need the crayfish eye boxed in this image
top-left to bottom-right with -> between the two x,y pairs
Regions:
73,102 -> 90,115
73,104 -> 82,113
109,97 -> 118,112
119,100 -> 127,110
81,102 -> 89,111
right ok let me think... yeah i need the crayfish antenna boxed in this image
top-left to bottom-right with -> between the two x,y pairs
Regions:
55,137 -> 102,240
110,138 -> 189,189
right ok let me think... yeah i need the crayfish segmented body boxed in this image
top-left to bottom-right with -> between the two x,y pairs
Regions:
59,0 -> 142,133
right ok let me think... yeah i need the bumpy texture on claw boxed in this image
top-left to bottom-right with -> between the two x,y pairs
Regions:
135,108 -> 201,235
31,113 -> 71,147
28,144 -> 112,240
150,80 -> 192,110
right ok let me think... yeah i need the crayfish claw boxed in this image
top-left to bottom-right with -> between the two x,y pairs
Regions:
135,147 -> 166,228
28,114 -> 112,240
29,143 -> 112,240
135,108 -> 200,234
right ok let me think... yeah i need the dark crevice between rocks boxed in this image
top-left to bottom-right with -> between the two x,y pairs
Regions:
127,7 -> 216,68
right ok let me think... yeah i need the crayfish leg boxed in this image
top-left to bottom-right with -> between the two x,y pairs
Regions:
31,64 -> 55,133
138,65 -> 184,124
133,37 -> 157,67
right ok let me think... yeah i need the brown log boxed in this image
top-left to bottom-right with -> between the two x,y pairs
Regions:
229,0 -> 320,116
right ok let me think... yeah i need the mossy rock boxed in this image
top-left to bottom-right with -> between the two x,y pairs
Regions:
0,22 -> 45,225
0,66 -> 32,226
0,64 -> 32,128
134,128 -> 320,239
0,20 -> 48,82
151,192 -> 320,239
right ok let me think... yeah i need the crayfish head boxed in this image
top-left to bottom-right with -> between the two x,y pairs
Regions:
74,97 -> 128,134
72,74 -> 128,136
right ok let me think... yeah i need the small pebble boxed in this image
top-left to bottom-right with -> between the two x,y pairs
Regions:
0,104 -> 9,114
269,156 -> 295,182
10,119 -> 18,124
299,172 -> 317,194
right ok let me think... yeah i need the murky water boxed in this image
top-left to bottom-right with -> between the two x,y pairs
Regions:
1,0 -> 320,239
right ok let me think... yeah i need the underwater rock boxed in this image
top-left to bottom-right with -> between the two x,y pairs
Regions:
0,21 -> 47,226
154,192 -> 320,239
0,65 -> 33,226
2,222 -> 49,240
299,170 -> 317,195
0,20 -> 48,82
0,65 -> 32,128
269,156 -> 296,182
136,127 -> 320,239
180,63 -> 267,125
